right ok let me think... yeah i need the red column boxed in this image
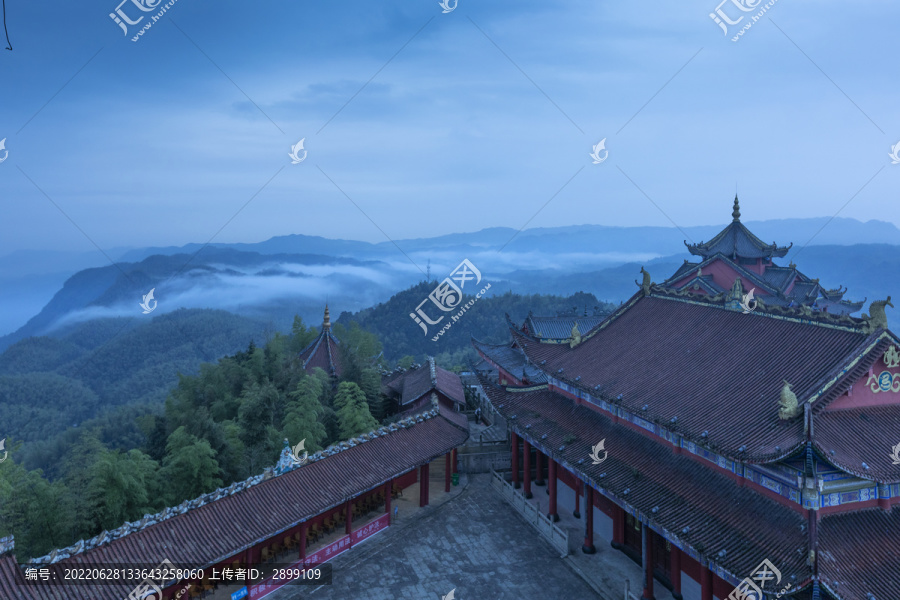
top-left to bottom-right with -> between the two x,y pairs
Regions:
384,480 -> 392,518
424,462 -> 430,505
511,432 -> 520,489
642,525 -> 654,600
299,523 -> 308,561
445,453 -> 451,492
700,564 -> 712,600
535,450 -> 544,486
548,457 -> 558,522
582,486 -> 596,553
451,447 -> 457,474
612,505 -> 624,549
523,440 -> 533,499
345,501 -> 352,535
573,480 -> 581,519
670,545 -> 682,600
419,463 -> 430,507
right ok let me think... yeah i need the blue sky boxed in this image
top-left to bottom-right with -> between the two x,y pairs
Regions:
0,0 -> 898,257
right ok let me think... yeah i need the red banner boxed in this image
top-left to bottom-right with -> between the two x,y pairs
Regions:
303,534 -> 351,566
351,513 -> 389,545
247,514 -> 391,600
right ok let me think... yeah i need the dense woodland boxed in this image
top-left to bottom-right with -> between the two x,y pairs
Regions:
0,286 -> 613,561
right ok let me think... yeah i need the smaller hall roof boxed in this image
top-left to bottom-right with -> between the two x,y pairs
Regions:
384,357 -> 466,408
472,338 -> 547,384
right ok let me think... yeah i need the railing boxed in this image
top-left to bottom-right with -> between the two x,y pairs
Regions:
458,452 -> 511,474
490,470 -> 568,557
623,579 -> 640,600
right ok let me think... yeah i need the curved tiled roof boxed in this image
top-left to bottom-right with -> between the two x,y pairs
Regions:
814,404 -> 900,483
0,409 -> 468,600
515,294 -> 878,463
525,314 -> 609,340
482,381 -> 810,589
471,338 -> 547,384
819,506 -> 900,600
298,320 -> 344,377
685,199 -> 791,259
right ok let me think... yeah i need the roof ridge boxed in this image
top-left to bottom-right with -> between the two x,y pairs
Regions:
26,407 -> 445,566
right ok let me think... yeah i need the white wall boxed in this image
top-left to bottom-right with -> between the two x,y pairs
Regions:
681,574 -> 701,600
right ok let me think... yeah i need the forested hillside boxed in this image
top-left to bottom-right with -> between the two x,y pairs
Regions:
0,309 -> 271,444
0,318 -> 386,561
337,282 -> 617,362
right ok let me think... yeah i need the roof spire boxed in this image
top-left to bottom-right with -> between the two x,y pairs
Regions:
732,194 -> 741,221
323,304 -> 331,330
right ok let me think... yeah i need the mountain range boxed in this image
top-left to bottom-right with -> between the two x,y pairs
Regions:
2,216 -> 899,352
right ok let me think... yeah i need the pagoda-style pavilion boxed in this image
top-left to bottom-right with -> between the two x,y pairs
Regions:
298,305 -> 344,378
474,281 -> 898,600
664,197 -> 864,314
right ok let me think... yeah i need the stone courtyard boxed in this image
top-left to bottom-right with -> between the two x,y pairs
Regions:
277,473 -> 607,600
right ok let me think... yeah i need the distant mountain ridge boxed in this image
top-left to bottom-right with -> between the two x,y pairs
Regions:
2,216 -> 899,343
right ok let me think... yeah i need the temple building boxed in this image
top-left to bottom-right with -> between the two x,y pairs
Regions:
0,405 -> 468,599
298,306 -> 344,378
381,356 -> 467,415
473,205 -> 898,600
664,197 -> 863,314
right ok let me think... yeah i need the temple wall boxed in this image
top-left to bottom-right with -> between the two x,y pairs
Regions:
672,259 -> 762,297
827,363 -> 900,410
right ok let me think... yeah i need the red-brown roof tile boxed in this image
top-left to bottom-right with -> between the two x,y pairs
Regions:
483,381 -> 809,586
819,505 -> 900,600
517,294 -> 877,462
0,412 -> 468,600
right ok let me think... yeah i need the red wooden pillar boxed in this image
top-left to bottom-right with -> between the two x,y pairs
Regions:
535,450 -> 544,486
642,525 -> 655,600
523,440 -> 533,499
384,480 -> 392,518
511,432 -> 520,488
700,564 -> 712,600
445,453 -> 451,492
299,523 -> 308,561
345,500 -> 353,535
451,448 -> 457,474
611,504 -> 625,549
419,463 -> 430,507
582,486 -> 596,553
573,480 -> 581,519
547,457 -> 559,522
670,545 -> 682,600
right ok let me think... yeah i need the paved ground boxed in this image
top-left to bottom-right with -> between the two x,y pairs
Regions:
278,473 -> 601,600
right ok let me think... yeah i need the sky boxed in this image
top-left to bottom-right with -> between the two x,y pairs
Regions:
0,0 -> 899,259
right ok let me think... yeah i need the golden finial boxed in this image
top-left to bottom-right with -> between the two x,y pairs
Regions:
323,305 -> 331,329
732,195 -> 741,221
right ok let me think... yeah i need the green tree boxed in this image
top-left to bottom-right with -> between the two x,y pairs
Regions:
86,449 -> 160,531
397,355 -> 416,369
358,368 -> 385,420
0,459 -> 68,561
161,426 -> 223,505
290,316 -> 318,353
283,376 -> 327,452
335,382 -> 378,439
